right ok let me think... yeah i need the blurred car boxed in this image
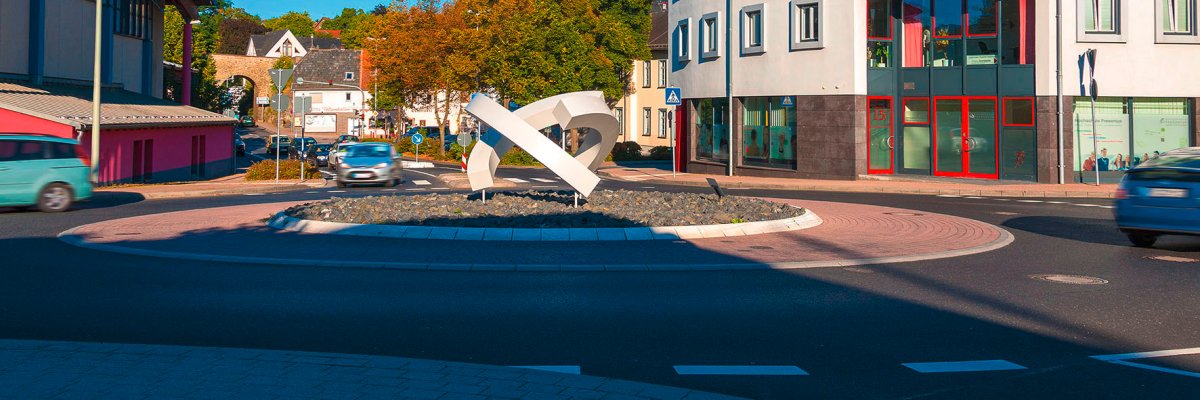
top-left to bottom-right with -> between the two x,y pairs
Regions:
289,137 -> 317,159
336,143 -> 403,187
1114,147 -> 1200,247
233,136 -> 246,156
0,135 -> 93,212
240,115 -> 255,127
305,144 -> 334,167
266,135 -> 290,155
329,142 -> 355,171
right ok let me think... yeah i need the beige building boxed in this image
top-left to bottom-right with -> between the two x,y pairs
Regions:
614,1 -> 673,150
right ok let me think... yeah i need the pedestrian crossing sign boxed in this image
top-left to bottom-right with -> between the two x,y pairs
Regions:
665,87 -> 682,106
781,96 -> 794,107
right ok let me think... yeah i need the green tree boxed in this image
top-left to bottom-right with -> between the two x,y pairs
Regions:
216,17 -> 267,54
163,5 -> 229,112
322,8 -> 364,30
264,11 -> 316,36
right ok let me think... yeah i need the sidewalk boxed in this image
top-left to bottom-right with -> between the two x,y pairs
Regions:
96,173 -> 327,200
0,339 -> 739,400
600,166 -> 1118,199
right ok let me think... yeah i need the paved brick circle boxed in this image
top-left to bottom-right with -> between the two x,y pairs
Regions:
59,198 -> 1013,271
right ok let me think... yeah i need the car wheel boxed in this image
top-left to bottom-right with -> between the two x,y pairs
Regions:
37,183 -> 73,213
1127,231 -> 1159,248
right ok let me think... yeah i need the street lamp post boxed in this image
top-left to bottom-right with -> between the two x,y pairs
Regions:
90,0 -> 102,184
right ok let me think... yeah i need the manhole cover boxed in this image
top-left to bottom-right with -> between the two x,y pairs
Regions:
883,212 -> 925,216
1146,255 -> 1200,263
1029,274 -> 1109,285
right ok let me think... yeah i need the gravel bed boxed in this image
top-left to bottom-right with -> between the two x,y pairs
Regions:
283,190 -> 805,228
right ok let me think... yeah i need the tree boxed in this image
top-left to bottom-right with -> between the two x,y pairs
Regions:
371,4 -> 390,16
322,8 -> 364,30
264,11 -> 316,36
216,17 -> 267,54
163,6 -> 229,112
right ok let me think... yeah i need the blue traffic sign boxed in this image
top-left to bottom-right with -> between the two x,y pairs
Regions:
411,133 -> 425,145
665,87 -> 682,106
780,96 -> 794,107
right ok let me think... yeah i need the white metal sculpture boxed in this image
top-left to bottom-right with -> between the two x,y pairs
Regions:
465,91 -> 619,197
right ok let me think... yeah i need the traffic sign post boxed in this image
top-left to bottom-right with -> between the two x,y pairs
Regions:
668,110 -> 676,178
268,68 -> 293,182
411,132 -> 424,162
293,95 -> 312,181
1083,49 -> 1099,186
665,87 -> 682,106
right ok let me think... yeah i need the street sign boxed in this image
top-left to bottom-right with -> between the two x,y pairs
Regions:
268,68 -> 293,89
457,132 -> 472,147
256,96 -> 270,106
271,94 -> 290,112
293,96 -> 312,114
780,96 -> 794,107
411,133 -> 425,145
665,87 -> 682,106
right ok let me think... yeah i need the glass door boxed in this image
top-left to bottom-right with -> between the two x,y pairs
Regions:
933,97 -> 999,179
868,97 -> 894,174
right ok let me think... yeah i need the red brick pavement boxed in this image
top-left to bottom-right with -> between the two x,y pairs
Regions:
61,199 -> 1011,270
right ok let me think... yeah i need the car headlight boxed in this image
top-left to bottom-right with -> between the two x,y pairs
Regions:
339,163 -> 350,169
318,156 -> 327,160
374,163 -> 388,168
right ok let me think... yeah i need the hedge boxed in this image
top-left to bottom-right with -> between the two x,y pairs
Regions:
245,159 -> 319,181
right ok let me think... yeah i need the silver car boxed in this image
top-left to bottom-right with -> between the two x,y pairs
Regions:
335,143 -> 403,187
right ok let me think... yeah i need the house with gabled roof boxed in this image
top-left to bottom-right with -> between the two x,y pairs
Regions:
246,30 -> 343,58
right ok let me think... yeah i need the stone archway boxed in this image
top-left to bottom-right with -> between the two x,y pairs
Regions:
213,54 -> 279,123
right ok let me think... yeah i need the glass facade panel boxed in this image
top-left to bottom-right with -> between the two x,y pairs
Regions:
934,99 -> 963,173
742,97 -> 797,169
1133,98 -> 1191,166
965,38 -> 998,65
932,39 -> 962,66
869,42 -> 893,68
934,0 -> 964,37
1001,127 -> 1037,180
1085,0 -> 1116,33
695,98 -> 730,162
1001,0 -> 1033,64
903,0 -> 931,67
905,99 -> 930,123
967,99 -> 997,175
869,0 -> 892,38
1073,97 -> 1129,172
868,98 -> 893,172
903,126 -> 932,169
1003,99 -> 1034,125
967,0 -> 998,35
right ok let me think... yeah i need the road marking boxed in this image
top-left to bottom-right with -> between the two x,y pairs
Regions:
304,191 -> 319,194
641,186 -> 656,189
504,178 -> 530,183
937,194 -> 962,198
964,196 -> 985,199
511,366 -> 581,375
1092,347 -> 1200,379
407,169 -> 439,178
243,193 -> 266,196
902,360 -> 1027,373
1075,203 -> 1101,207
1100,205 -> 1114,209
1017,200 -> 1043,203
531,178 -> 557,183
673,365 -> 808,376
413,180 -> 432,186
327,190 -> 346,193
431,188 -> 450,190
994,199 -> 1011,201
406,189 -> 425,191
381,189 -> 398,192
1046,201 -> 1068,204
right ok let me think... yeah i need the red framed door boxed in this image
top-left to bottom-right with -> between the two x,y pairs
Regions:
867,97 -> 894,174
932,97 -> 999,179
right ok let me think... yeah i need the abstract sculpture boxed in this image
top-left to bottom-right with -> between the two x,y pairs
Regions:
464,91 -> 619,197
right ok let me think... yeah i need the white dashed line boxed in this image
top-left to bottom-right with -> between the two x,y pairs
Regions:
304,191 -> 319,194
902,360 -> 1027,373
641,186 -> 656,189
1046,201 -> 1068,204
1017,200 -> 1043,203
674,365 -> 808,376
504,178 -> 530,183
406,189 -> 425,191
413,180 -> 432,186
431,188 -> 450,190
937,194 -> 963,198
964,196 -> 984,199
381,189 -> 398,192
512,366 -> 581,375
243,193 -> 266,196
1075,203 -> 1101,207
531,178 -> 557,183
327,190 -> 346,193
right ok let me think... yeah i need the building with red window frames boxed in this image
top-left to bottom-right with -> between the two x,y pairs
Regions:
669,0 -> 1200,183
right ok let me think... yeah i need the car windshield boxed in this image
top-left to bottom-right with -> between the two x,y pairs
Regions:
347,145 -> 390,158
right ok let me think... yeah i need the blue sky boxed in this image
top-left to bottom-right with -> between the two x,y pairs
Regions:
235,0 -> 387,20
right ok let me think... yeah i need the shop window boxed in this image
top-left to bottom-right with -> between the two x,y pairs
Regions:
1132,98 -> 1193,166
701,12 -> 722,59
1157,0 -> 1200,44
742,4 -> 767,54
931,0 -> 963,67
1001,0 -> 1035,64
742,97 -> 797,169
677,19 -> 692,62
694,98 -> 730,162
869,42 -> 893,68
868,98 -> 894,173
1073,97 -> 1130,174
1077,0 -> 1128,43
902,0 -> 931,67
791,1 -> 823,50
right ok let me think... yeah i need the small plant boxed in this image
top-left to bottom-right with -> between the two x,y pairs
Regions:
731,218 -> 747,224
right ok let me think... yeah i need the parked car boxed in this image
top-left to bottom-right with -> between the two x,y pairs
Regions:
336,143 -> 403,188
240,115 -> 255,127
289,137 -> 317,159
404,126 -> 442,139
234,136 -> 246,156
305,144 -> 334,167
266,135 -> 290,155
0,135 -> 93,212
1114,147 -> 1200,247
335,134 -> 360,145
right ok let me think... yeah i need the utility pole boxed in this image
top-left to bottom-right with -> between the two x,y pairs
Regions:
90,0 -> 102,184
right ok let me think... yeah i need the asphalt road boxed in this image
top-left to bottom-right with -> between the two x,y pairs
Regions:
1,166 -> 1198,399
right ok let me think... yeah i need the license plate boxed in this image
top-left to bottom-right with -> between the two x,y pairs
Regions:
1148,188 -> 1188,198
351,172 -> 369,178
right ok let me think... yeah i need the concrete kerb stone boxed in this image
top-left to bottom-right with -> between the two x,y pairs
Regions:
266,207 -> 822,242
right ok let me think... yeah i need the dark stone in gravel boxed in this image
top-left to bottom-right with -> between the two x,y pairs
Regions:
283,190 -> 805,228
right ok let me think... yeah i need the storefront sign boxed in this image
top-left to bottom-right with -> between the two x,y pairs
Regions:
966,55 -> 998,65
304,114 -> 337,133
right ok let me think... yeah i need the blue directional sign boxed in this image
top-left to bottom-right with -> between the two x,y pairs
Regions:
665,87 -> 682,106
411,133 -> 425,145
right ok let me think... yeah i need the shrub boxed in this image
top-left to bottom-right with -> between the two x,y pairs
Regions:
648,146 -> 673,160
501,146 -> 540,166
610,141 -> 643,161
245,159 -> 319,181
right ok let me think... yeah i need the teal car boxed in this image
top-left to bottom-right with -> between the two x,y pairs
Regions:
0,135 -> 93,212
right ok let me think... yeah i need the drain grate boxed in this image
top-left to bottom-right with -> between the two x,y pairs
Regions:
1029,274 -> 1109,285
1146,255 -> 1200,263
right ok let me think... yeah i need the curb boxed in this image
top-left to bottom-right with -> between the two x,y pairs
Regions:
265,208 -> 821,242
97,182 -> 328,200
602,173 -> 1116,199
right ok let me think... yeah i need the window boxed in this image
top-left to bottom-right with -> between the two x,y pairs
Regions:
345,72 -> 355,81
741,4 -> 766,54
658,109 -> 669,139
643,108 -> 652,136
1157,0 -> 1200,43
643,61 -> 652,88
742,97 -> 797,169
790,1 -> 823,50
868,0 -> 892,67
281,41 -> 293,57
677,19 -> 692,62
694,98 -> 730,162
1003,98 -> 1035,126
965,0 -> 998,65
346,93 -> 352,101
1078,0 -> 1128,42
701,12 -> 722,59
931,0 -> 962,67
1002,97 -> 1037,181
114,0 -> 148,39
1001,0 -> 1035,65
614,108 -> 625,137
658,60 -> 667,87
902,0 -> 931,67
